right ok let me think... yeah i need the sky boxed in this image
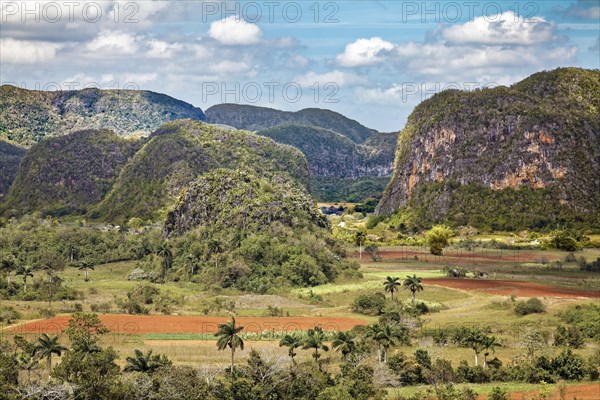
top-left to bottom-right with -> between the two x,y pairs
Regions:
1,0 -> 599,132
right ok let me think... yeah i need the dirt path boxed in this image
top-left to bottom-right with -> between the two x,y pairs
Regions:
424,278 -> 599,298
6,314 -> 368,335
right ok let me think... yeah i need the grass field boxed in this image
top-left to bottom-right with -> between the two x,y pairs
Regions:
2,243 -> 598,398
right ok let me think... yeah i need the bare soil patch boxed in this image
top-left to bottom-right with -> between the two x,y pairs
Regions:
424,278 -> 599,298
8,315 -> 367,336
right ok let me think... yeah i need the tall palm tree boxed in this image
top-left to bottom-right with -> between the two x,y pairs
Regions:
156,241 -> 173,281
367,323 -> 405,363
353,230 -> 367,260
461,328 -> 486,366
482,335 -> 500,368
383,276 -> 401,302
16,265 -> 34,293
74,260 -> 94,282
279,333 -> 303,362
33,334 -> 67,372
216,318 -> 244,374
403,274 -> 424,305
124,349 -> 170,373
302,326 -> 329,370
331,331 -> 356,362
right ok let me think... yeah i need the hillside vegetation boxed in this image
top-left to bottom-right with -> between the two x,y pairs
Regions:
93,120 -> 310,222
377,67 -> 600,230
0,85 -> 205,146
0,140 -> 26,199
257,124 -> 395,179
1,130 -> 139,217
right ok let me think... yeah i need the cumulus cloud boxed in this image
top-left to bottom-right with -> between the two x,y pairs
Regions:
86,31 -> 140,55
208,16 -> 262,45
0,38 -> 62,63
336,37 -> 395,67
294,70 -> 367,87
439,11 -> 556,46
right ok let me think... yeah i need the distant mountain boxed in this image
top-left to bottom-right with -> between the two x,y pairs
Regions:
377,67 -> 600,230
1,130 -> 140,216
93,120 -> 309,222
0,85 -> 205,146
256,124 -> 395,177
205,104 -> 377,143
0,140 -> 26,200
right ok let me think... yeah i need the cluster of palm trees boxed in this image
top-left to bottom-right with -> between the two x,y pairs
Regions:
214,317 -> 413,374
383,274 -> 424,304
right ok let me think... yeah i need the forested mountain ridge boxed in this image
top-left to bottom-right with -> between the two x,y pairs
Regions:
0,85 -> 206,146
92,120 -> 310,222
1,130 -> 140,217
256,124 -> 396,179
205,104 -> 377,143
376,67 -> 600,230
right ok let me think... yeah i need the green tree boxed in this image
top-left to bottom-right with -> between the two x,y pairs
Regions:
383,276 -> 401,302
481,335 -> 500,368
156,241 -> 173,281
74,259 -> 94,282
332,331 -> 356,362
216,317 -> 244,374
279,333 -> 303,362
353,230 -> 367,260
303,326 -> 329,370
33,333 -> 67,373
15,265 -> 34,293
64,313 -> 110,353
403,274 -> 424,305
124,349 -> 171,373
426,225 -> 453,255
367,323 -> 406,363
456,328 -> 487,366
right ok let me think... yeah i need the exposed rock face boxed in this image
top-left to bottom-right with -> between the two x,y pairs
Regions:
205,104 -> 377,143
377,68 -> 600,229
0,85 -> 205,146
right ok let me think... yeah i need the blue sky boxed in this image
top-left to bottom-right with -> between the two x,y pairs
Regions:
1,0 -> 599,131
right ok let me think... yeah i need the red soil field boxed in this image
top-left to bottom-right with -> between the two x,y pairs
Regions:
424,278 -> 599,298
371,250 -> 550,263
477,383 -> 600,400
7,315 -> 368,336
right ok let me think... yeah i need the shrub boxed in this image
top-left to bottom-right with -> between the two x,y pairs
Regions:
487,386 -> 509,400
514,298 -> 545,315
352,292 -> 386,315
554,325 -> 585,348
0,305 -> 21,324
552,349 -> 586,380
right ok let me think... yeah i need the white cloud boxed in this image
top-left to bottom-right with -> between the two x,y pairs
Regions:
208,16 -> 262,45
336,37 -> 395,67
0,38 -> 62,63
440,11 -> 556,45
123,73 -> 158,84
294,70 -> 367,88
86,31 -> 139,55
147,40 -> 183,58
